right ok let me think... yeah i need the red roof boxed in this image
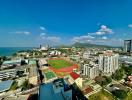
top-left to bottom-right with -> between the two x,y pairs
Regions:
83,86 -> 94,95
70,72 -> 80,80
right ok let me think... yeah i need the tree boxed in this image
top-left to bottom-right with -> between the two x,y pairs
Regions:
106,76 -> 112,83
10,81 -> 18,90
2,56 -> 8,61
21,80 -> 34,90
17,71 -> 24,77
124,66 -> 132,75
112,90 -> 127,99
95,76 -> 112,86
112,69 -> 124,80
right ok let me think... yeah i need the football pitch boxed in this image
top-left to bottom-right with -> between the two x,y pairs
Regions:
44,71 -> 56,80
48,59 -> 73,69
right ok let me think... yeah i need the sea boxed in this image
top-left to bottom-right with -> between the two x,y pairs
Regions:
0,47 -> 34,56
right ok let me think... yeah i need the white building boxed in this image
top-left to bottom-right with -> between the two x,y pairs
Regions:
83,51 -> 90,59
0,69 -> 17,80
49,50 -> 61,56
40,45 -> 49,51
83,64 -> 99,79
1,60 -> 21,69
70,54 -> 80,62
99,51 -> 119,75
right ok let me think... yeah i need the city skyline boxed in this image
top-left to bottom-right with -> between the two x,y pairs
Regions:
0,0 -> 132,47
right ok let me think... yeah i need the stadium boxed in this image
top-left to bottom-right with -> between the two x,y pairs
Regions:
48,58 -> 78,76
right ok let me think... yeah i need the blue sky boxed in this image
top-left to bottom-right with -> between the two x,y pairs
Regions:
0,0 -> 132,47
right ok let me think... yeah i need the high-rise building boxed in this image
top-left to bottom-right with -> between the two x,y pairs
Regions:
124,40 -> 132,52
99,51 -> 119,75
83,64 -> 99,79
39,78 -> 72,100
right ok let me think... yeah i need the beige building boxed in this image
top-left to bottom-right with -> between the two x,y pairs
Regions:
99,51 -> 119,75
83,64 -> 99,79
28,60 -> 38,85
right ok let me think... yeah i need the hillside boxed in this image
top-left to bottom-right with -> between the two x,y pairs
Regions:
72,42 -> 112,48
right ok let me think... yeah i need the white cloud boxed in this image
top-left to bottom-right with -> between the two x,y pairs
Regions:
96,25 -> 113,35
87,25 -> 113,36
71,33 -> 123,46
46,36 -> 60,43
23,31 -> 31,35
40,33 -> 46,36
38,29 -> 61,44
128,24 -> 132,28
40,26 -> 46,30
41,36 -> 46,40
96,31 -> 105,35
102,36 -> 108,40
11,31 -> 31,35
71,35 -> 95,43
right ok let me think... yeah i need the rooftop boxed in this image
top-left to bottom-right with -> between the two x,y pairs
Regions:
3,60 -> 21,65
0,80 -> 13,93
29,60 -> 36,65
83,86 -> 94,95
70,72 -> 80,80
39,79 -> 72,100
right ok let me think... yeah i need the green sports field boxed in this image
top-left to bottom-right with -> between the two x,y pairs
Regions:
44,71 -> 56,80
48,59 -> 73,69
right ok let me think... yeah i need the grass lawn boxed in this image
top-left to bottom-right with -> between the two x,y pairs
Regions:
48,59 -> 73,69
44,71 -> 56,80
89,90 -> 115,100
125,92 -> 132,100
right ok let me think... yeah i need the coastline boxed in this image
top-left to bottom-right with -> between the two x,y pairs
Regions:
0,47 -> 34,56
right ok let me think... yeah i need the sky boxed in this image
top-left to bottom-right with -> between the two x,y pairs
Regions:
0,0 -> 132,47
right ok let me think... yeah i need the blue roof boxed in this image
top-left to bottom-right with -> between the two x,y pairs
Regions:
0,80 -> 13,92
39,81 -> 72,100
29,60 -> 36,65
3,60 -> 21,64
119,56 -> 132,63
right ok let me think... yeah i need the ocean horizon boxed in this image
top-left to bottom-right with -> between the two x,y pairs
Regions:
0,47 -> 35,56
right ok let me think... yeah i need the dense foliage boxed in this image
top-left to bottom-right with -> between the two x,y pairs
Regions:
112,68 -> 124,80
10,81 -> 18,90
21,80 -> 34,90
95,76 -> 112,86
112,90 -> 127,99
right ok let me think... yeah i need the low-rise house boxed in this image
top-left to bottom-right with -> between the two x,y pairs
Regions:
68,72 -> 82,88
70,54 -> 80,62
0,69 -> 17,80
82,80 -> 102,98
83,51 -> 90,59
38,58 -> 48,69
83,86 -> 94,97
1,60 -> 21,69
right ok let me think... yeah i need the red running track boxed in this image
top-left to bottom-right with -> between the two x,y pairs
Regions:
49,64 -> 78,73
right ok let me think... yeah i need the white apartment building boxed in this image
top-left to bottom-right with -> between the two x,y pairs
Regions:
83,64 -> 99,79
49,50 -> 61,56
0,69 -> 17,80
83,51 -> 90,59
99,51 -> 119,75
